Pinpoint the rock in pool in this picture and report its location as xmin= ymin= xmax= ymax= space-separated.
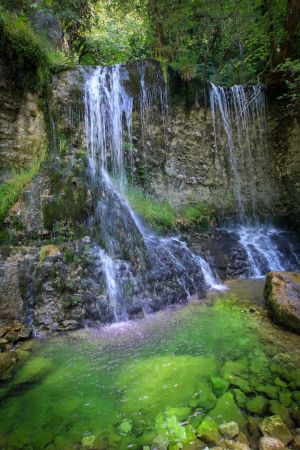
xmin=264 ymin=272 xmax=300 ymax=333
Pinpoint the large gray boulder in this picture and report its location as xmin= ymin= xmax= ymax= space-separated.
xmin=264 ymin=272 xmax=300 ymax=333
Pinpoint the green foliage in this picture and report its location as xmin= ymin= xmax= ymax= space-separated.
xmin=63 ymin=248 xmax=79 ymax=264
xmin=126 ymin=186 xmax=215 ymax=231
xmin=107 ymin=0 xmax=300 ymax=85
xmin=0 ymin=159 xmax=43 ymax=226
xmin=126 ymin=187 xmax=177 ymax=231
xmin=79 ymin=3 xmax=150 ymax=65
xmin=276 ymin=59 xmax=300 ymax=111
xmin=34 ymin=0 xmax=96 ymax=50
xmin=0 ymin=7 xmax=69 ymax=90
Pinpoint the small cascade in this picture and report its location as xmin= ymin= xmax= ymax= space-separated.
xmin=84 ymin=63 xmax=222 ymax=319
xmin=232 ymin=225 xmax=300 ymax=277
xmin=98 ymin=249 xmax=127 ymax=322
xmin=210 ymin=83 xmax=300 ymax=276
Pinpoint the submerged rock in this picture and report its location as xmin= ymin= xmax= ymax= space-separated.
xmin=210 ymin=376 xmax=230 ymax=397
xmin=197 ymin=417 xmax=221 ymax=444
xmin=208 ymin=392 xmax=245 ymax=427
xmin=260 ymin=415 xmax=293 ymax=445
xmin=246 ymin=395 xmax=268 ymax=414
xmin=259 ymin=437 xmax=285 ymax=450
xmin=264 ymin=272 xmax=300 ymax=333
xmin=219 ymin=421 xmax=239 ymax=438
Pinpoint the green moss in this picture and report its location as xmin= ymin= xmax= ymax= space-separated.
xmin=117 ymin=355 xmax=217 ymax=416
xmin=197 ymin=417 xmax=220 ymax=444
xmin=246 ymin=395 xmax=268 ymax=414
xmin=208 ymin=392 xmax=246 ymax=427
xmin=43 ymin=179 xmax=89 ymax=231
xmin=195 ymin=382 xmax=217 ymax=410
xmin=256 ymin=384 xmax=278 ymax=400
xmin=233 ymin=389 xmax=247 ymax=407
xmin=210 ymin=376 xmax=230 ymax=397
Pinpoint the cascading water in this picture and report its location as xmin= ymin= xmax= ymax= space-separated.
xmin=210 ymin=83 xmax=299 ymax=276
xmin=84 ymin=63 xmax=223 ymax=320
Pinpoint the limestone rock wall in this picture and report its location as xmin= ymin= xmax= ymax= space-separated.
xmin=130 ymin=82 xmax=300 ymax=226
xmin=0 ymin=66 xmax=47 ymax=182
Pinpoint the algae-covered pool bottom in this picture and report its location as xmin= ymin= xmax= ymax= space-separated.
xmin=0 ymin=279 xmax=300 ymax=449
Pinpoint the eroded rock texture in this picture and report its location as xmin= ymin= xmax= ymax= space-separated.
xmin=264 ymin=272 xmax=300 ymax=333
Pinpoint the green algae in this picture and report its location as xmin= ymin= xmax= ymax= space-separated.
xmin=0 ymin=288 xmax=299 ymax=449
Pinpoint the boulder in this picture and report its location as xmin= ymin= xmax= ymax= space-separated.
xmin=264 ymin=272 xmax=300 ymax=333
xmin=219 ymin=421 xmax=239 ymax=438
xmin=246 ymin=395 xmax=268 ymax=414
xmin=197 ymin=417 xmax=221 ymax=444
xmin=260 ymin=415 xmax=293 ymax=445
xmin=259 ymin=437 xmax=285 ymax=450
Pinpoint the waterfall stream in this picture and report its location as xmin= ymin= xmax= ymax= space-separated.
xmin=210 ymin=83 xmax=299 ymax=276
xmin=84 ymin=64 xmax=223 ymax=320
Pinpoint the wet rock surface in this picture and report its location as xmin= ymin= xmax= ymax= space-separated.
xmin=264 ymin=272 xmax=300 ymax=333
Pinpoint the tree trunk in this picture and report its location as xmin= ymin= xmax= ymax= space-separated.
xmin=148 ymin=0 xmax=164 ymax=57
xmin=279 ymin=0 xmax=300 ymax=61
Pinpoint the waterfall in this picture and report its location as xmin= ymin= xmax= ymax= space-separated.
xmin=210 ymin=83 xmax=299 ymax=276
xmin=210 ymin=83 xmax=267 ymax=220
xmin=84 ymin=63 xmax=223 ymax=320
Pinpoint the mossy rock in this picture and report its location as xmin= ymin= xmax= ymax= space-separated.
xmin=292 ymin=391 xmax=300 ymax=403
xmin=197 ymin=417 xmax=221 ymax=444
xmin=223 ymin=373 xmax=252 ymax=394
xmin=222 ymin=359 xmax=248 ymax=376
xmin=233 ymin=389 xmax=246 ymax=407
xmin=207 ymin=392 xmax=245 ymax=427
xmin=210 ymin=376 xmax=230 ymax=397
xmin=249 ymin=353 xmax=270 ymax=377
xmin=195 ymin=381 xmax=217 ymax=411
xmin=279 ymin=391 xmax=292 ymax=407
xmin=256 ymin=384 xmax=278 ymax=400
xmin=13 ymin=356 xmax=52 ymax=385
xmin=260 ymin=415 xmax=293 ymax=445
xmin=269 ymin=400 xmax=291 ymax=424
xmin=275 ymin=377 xmax=288 ymax=388
xmin=165 ymin=407 xmax=191 ymax=421
xmin=246 ymin=395 xmax=268 ymax=414
xmin=0 ymin=352 xmax=16 ymax=373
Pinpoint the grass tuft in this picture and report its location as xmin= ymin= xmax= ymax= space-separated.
xmin=126 ymin=186 xmax=215 ymax=231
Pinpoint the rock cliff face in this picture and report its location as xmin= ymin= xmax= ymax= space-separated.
xmin=129 ymin=74 xmax=300 ymax=226
xmin=0 ymin=66 xmax=47 ymax=182
xmin=0 ymin=61 xmax=300 ymax=333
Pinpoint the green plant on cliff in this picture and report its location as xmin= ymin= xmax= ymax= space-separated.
xmin=0 ymin=7 xmax=69 ymax=90
xmin=276 ymin=59 xmax=300 ymax=112
xmin=126 ymin=186 xmax=215 ymax=231
xmin=0 ymin=158 xmax=44 ymax=227
xmin=126 ymin=186 xmax=176 ymax=231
